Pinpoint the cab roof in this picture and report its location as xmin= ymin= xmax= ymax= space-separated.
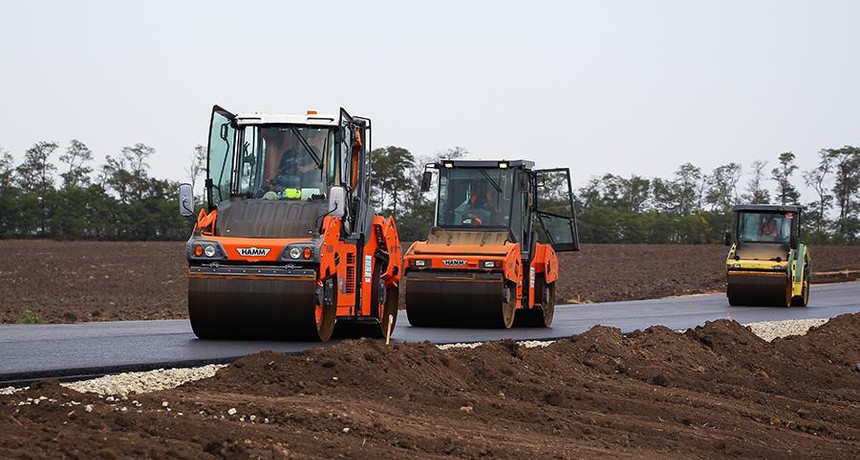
xmin=734 ymin=204 xmax=802 ymax=213
xmin=234 ymin=112 xmax=340 ymax=127
xmin=432 ymin=159 xmax=535 ymax=169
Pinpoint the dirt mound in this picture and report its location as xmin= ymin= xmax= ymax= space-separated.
xmin=3 ymin=314 xmax=859 ymax=458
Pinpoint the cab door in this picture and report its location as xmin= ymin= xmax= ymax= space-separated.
xmin=534 ymin=168 xmax=580 ymax=252
xmin=206 ymin=105 xmax=236 ymax=209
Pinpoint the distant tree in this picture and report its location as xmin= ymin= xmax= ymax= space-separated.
xmin=577 ymin=174 xmax=649 ymax=214
xmin=437 ymin=146 xmax=468 ymax=161
xmin=771 ymin=152 xmax=800 ymax=205
xmin=802 ymin=150 xmax=833 ymax=239
xmin=59 ymin=139 xmax=94 ymax=189
xmin=101 ymin=143 xmax=155 ymax=204
xmin=673 ymin=163 xmax=705 ymax=215
xmin=648 ymin=163 xmax=705 ymax=216
xmin=16 ymin=141 xmax=58 ymax=193
xmin=51 ymin=140 xmax=96 ymax=238
xmin=743 ymin=160 xmax=770 ymax=204
xmin=186 ymin=144 xmax=206 ymax=195
xmin=0 ymin=146 xmax=22 ymax=236
xmin=100 ymin=143 xmax=166 ymax=239
xmin=623 ymin=175 xmax=651 ymax=213
xmin=705 ymin=163 xmax=742 ymax=212
xmin=825 ymin=146 xmax=860 ymax=242
xmin=369 ymin=146 xmax=415 ymax=218
xmin=16 ymin=141 xmax=59 ymax=235
xmin=650 ymin=177 xmax=675 ymax=214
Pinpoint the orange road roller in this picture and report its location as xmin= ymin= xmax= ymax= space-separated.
xmin=178 ymin=106 xmax=401 ymax=341
xmin=404 ymin=160 xmax=579 ymax=328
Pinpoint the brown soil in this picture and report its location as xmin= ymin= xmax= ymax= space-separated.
xmin=2 ymin=240 xmax=859 ymax=324
xmin=2 ymin=313 xmax=859 ymax=459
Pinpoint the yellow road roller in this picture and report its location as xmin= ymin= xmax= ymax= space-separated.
xmin=725 ymin=204 xmax=810 ymax=307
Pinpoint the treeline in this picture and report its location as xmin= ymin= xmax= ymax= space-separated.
xmin=0 ymin=141 xmax=192 ymax=240
xmin=1 ymin=139 xmax=858 ymax=244
xmin=369 ymin=146 xmax=860 ymax=244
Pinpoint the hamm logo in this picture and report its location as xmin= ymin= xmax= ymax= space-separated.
xmin=442 ymin=259 xmax=467 ymax=266
xmin=237 ymin=247 xmax=271 ymax=257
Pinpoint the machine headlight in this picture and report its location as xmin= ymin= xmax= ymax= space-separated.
xmin=482 ymin=260 xmax=500 ymax=269
xmin=729 ymin=263 xmax=741 ymax=269
xmin=289 ymin=247 xmax=302 ymax=259
xmin=188 ymin=240 xmax=225 ymax=260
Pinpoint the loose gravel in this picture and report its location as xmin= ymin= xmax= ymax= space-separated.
xmin=0 ymin=317 xmax=830 ymax=396
xmin=743 ymin=318 xmax=828 ymax=342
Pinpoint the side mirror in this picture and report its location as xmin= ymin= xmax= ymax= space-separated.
xmin=179 ymin=183 xmax=194 ymax=217
xmin=723 ymin=231 xmax=732 ymax=246
xmin=329 ymin=186 xmax=346 ymax=219
xmin=420 ymin=171 xmax=432 ymax=193
xmin=219 ymin=123 xmax=229 ymax=141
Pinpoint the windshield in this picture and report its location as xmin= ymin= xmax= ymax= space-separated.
xmin=738 ymin=211 xmax=793 ymax=244
xmin=436 ymin=167 xmax=514 ymax=227
xmin=234 ymin=125 xmax=333 ymax=200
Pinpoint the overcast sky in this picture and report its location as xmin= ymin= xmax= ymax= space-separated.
xmin=1 ymin=0 xmax=857 ymax=192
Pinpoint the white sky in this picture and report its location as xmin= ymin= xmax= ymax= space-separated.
xmin=0 ymin=0 xmax=857 ymax=193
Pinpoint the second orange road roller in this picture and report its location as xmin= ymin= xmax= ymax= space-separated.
xmin=178 ymin=106 xmax=401 ymax=341
xmin=404 ymin=160 xmax=580 ymax=328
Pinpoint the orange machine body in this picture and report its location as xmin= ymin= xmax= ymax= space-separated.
xmin=184 ymin=106 xmax=401 ymax=341
xmin=403 ymin=159 xmax=578 ymax=328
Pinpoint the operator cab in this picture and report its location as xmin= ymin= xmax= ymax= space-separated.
xmin=730 ymin=204 xmax=802 ymax=261
xmin=421 ymin=159 xmax=579 ymax=253
xmin=196 ymin=106 xmax=372 ymax=239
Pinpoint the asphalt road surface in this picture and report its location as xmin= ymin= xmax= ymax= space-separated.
xmin=2 ymin=281 xmax=859 ymax=385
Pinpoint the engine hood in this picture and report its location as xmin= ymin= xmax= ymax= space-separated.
xmin=215 ymin=199 xmax=327 ymax=239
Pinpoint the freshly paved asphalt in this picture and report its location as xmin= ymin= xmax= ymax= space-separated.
xmin=2 ymin=281 xmax=858 ymax=385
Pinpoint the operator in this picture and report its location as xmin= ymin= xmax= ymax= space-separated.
xmin=298 ymin=146 xmax=323 ymax=190
xmin=759 ymin=216 xmax=779 ymax=240
xmin=455 ymin=182 xmax=499 ymax=225
xmin=260 ymin=129 xmax=302 ymax=199
xmin=263 ymin=131 xmax=325 ymax=200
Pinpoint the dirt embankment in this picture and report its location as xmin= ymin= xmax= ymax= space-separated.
xmin=2 ymin=313 xmax=859 ymax=459
xmin=1 ymin=240 xmax=859 ymax=324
